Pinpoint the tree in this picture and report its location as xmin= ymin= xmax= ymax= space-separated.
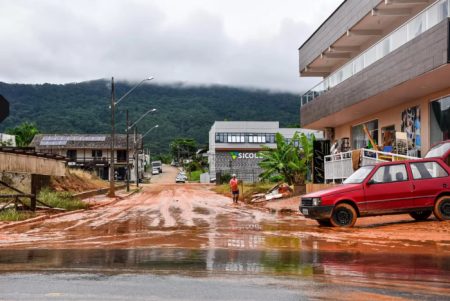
xmin=299 ymin=132 xmax=316 ymax=181
xmin=169 ymin=138 xmax=198 ymax=162
xmin=258 ymin=132 xmax=315 ymax=185
xmin=6 ymin=122 xmax=39 ymax=147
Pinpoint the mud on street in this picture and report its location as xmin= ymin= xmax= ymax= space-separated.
xmin=0 ymin=165 xmax=449 ymax=300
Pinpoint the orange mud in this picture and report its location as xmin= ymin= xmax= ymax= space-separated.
xmin=1 ymin=166 xmax=449 ymax=299
xmin=0 ymin=165 xmax=448 ymax=255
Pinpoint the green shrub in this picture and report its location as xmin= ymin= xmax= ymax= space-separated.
xmin=188 ymin=170 xmax=202 ymax=182
xmin=269 ymin=174 xmax=285 ymax=183
xmin=0 ymin=209 xmax=35 ymax=221
xmin=220 ymin=173 xmax=232 ymax=184
xmin=38 ymin=188 xmax=88 ymax=211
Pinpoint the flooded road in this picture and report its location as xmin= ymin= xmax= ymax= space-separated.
xmin=0 ymin=166 xmax=449 ymax=300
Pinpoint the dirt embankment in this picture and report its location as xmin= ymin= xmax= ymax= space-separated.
xmin=50 ymin=169 xmax=108 ymax=193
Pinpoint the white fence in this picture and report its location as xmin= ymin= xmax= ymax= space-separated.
xmin=324 ymin=149 xmax=417 ymax=183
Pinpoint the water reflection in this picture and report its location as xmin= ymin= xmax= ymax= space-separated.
xmin=0 ymin=247 xmax=449 ymax=284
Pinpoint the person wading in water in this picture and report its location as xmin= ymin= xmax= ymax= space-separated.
xmin=229 ymin=174 xmax=239 ymax=204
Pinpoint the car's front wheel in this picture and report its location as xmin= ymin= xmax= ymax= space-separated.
xmin=330 ymin=203 xmax=357 ymax=227
xmin=409 ymin=210 xmax=432 ymax=221
xmin=434 ymin=196 xmax=450 ymax=221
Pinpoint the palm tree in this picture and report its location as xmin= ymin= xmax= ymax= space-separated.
xmin=258 ymin=132 xmax=315 ymax=185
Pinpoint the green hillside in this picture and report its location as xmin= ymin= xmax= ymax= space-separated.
xmin=0 ymin=80 xmax=300 ymax=154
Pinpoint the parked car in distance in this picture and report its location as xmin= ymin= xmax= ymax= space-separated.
xmin=151 ymin=161 xmax=162 ymax=173
xmin=301 ymin=140 xmax=450 ymax=227
xmin=152 ymin=168 xmax=160 ymax=175
xmin=175 ymin=174 xmax=186 ymax=183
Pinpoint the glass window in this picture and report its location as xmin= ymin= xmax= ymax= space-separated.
xmin=410 ymin=162 xmax=448 ymax=179
xmin=390 ymin=25 xmax=407 ymax=52
xmin=67 ymin=149 xmax=77 ymax=160
xmin=408 ymin=13 xmax=426 ymax=40
xmin=427 ymin=0 xmax=448 ymax=29
xmin=342 ymin=64 xmax=352 ymax=82
xmin=353 ymin=55 xmax=364 ymax=74
xmin=377 ymin=38 xmax=390 ymax=58
xmin=430 ymin=96 xmax=450 ymax=146
xmin=364 ymin=46 xmax=378 ymax=67
xmin=371 ymin=164 xmax=408 ymax=183
xmin=92 ymin=150 xmax=102 ymax=158
xmin=352 ymin=120 xmax=378 ymax=149
xmin=344 ymin=165 xmax=375 ymax=184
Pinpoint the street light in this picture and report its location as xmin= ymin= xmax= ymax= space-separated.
xmin=126 ymin=108 xmax=157 ymax=191
xmin=108 ymin=76 xmax=154 ymax=198
xmin=134 ymin=124 xmax=159 ymax=187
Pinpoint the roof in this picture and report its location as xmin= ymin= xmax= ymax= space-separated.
xmin=0 ymin=147 xmax=66 ymax=160
xmin=30 ymin=134 xmax=143 ymax=150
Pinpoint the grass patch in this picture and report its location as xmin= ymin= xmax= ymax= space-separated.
xmin=38 ymin=188 xmax=89 ymax=211
xmin=213 ymin=182 xmax=275 ymax=202
xmin=188 ymin=170 xmax=203 ymax=182
xmin=0 ymin=209 xmax=35 ymax=222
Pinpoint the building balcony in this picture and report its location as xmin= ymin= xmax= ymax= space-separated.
xmin=300 ymin=17 xmax=450 ymax=129
xmin=301 ymin=0 xmax=450 ymax=107
xmin=300 ymin=0 xmax=438 ymax=78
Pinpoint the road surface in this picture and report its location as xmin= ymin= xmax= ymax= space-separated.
xmin=0 ymin=164 xmax=449 ymax=300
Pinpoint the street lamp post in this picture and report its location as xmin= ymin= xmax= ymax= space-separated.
xmin=134 ymin=124 xmax=159 ymax=187
xmin=126 ymin=108 xmax=156 ymax=189
xmin=108 ymin=77 xmax=116 ymax=197
xmin=108 ymin=76 xmax=154 ymax=198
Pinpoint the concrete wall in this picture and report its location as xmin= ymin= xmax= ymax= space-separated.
xmin=299 ymin=0 xmax=382 ymax=72
xmin=301 ymin=19 xmax=450 ymax=126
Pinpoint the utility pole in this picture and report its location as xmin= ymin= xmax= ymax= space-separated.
xmin=108 ymin=77 xmax=116 ymax=197
xmin=126 ymin=109 xmax=130 ymax=192
xmin=135 ymin=125 xmax=139 ymax=187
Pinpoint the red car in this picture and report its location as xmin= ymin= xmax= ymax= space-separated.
xmin=300 ymin=140 xmax=450 ymax=227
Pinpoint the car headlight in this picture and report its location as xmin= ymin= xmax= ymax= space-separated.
xmin=312 ymin=197 xmax=322 ymax=206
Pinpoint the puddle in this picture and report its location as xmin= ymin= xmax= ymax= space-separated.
xmin=0 ymin=248 xmax=448 ymax=281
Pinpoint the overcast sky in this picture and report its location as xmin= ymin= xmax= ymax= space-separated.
xmin=0 ymin=0 xmax=342 ymax=92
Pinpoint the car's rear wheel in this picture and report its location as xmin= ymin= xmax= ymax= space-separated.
xmin=433 ymin=196 xmax=450 ymax=221
xmin=330 ymin=203 xmax=357 ymax=227
xmin=409 ymin=210 xmax=432 ymax=221
xmin=316 ymin=219 xmax=332 ymax=227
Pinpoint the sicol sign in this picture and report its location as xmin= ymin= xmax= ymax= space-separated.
xmin=230 ymin=151 xmax=262 ymax=160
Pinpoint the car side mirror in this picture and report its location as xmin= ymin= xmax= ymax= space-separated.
xmin=367 ymin=179 xmax=375 ymax=185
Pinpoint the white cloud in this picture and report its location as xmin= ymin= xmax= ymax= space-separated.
xmin=0 ymin=0 xmax=342 ymax=92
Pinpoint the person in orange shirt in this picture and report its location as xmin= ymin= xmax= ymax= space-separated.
xmin=229 ymin=174 xmax=239 ymax=204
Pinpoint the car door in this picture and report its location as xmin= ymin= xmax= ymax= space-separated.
xmin=409 ymin=160 xmax=450 ymax=208
xmin=363 ymin=163 xmax=414 ymax=213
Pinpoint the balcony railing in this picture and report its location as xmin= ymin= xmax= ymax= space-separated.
xmin=301 ymin=0 xmax=450 ymax=106
xmin=324 ymin=149 xmax=418 ymax=182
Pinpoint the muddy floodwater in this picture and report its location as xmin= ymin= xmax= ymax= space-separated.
xmin=0 ymin=167 xmax=449 ymax=300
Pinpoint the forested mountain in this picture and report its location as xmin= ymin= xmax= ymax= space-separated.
xmin=0 ymin=80 xmax=300 ymax=154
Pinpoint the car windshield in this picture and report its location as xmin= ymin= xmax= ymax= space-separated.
xmin=425 ymin=142 xmax=450 ymax=158
xmin=343 ymin=166 xmax=375 ymax=184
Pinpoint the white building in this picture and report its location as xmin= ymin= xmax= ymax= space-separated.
xmin=208 ymin=121 xmax=323 ymax=182
xmin=0 ymin=133 xmax=16 ymax=147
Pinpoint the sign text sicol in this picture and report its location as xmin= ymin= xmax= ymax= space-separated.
xmin=234 ymin=152 xmax=263 ymax=159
